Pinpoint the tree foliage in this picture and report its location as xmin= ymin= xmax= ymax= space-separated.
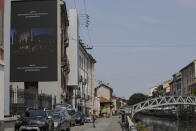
xmin=128 ymin=93 xmax=148 ymax=106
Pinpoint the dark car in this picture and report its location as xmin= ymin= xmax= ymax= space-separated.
xmin=67 ymin=109 xmax=76 ymax=126
xmin=75 ymin=112 xmax=84 ymax=125
xmin=15 ymin=109 xmax=54 ymax=131
xmin=52 ymin=110 xmax=71 ymax=131
xmin=55 ymin=104 xmax=73 ymax=109
xmin=55 ymin=106 xmax=76 ymax=126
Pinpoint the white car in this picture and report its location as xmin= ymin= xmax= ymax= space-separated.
xmin=84 ymin=115 xmax=92 ymax=123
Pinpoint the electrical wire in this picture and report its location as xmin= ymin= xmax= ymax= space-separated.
xmin=82 ymin=0 xmax=93 ymax=46
xmin=91 ymin=44 xmax=196 ymax=48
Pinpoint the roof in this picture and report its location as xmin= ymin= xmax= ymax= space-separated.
xmin=99 ymin=97 xmax=111 ymax=103
xmin=95 ymin=83 xmax=113 ymax=92
xmin=180 ymin=60 xmax=196 ymax=72
xmin=112 ymin=95 xmax=116 ymax=99
xmin=79 ymin=40 xmax=96 ymax=63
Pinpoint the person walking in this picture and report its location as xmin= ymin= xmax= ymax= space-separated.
xmin=92 ymin=110 xmax=96 ymax=128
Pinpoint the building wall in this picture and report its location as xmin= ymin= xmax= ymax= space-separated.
xmin=67 ymin=9 xmax=96 ymax=114
xmin=161 ymin=80 xmax=172 ymax=96
xmin=100 ymin=103 xmax=111 ymax=117
xmin=112 ymin=98 xmax=117 ymax=113
xmin=97 ymin=86 xmax=111 ymax=100
xmin=93 ymin=96 xmax=100 ymax=116
xmin=181 ymin=61 xmax=196 ymax=96
xmin=171 ymin=73 xmax=182 ymax=96
xmin=67 ymin=9 xmax=79 ymax=86
xmin=0 ymin=0 xmax=4 ymax=119
xmin=150 ymin=86 xmax=157 ymax=97
xmin=4 ymin=0 xmax=10 ymax=115
xmin=88 ymin=62 xmax=95 ymax=114
xmin=0 ymin=65 xmax=4 ymax=120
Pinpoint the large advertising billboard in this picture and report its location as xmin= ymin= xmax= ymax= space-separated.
xmin=10 ymin=1 xmax=57 ymax=82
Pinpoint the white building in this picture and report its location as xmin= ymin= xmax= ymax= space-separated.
xmin=93 ymin=96 xmax=100 ymax=116
xmin=67 ymin=9 xmax=96 ymax=115
xmin=78 ymin=41 xmax=96 ymax=115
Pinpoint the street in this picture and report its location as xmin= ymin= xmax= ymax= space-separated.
xmin=71 ymin=116 xmax=124 ymax=131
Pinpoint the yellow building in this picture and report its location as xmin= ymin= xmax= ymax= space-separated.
xmin=150 ymin=86 xmax=158 ymax=97
xmin=99 ymin=97 xmax=112 ymax=117
xmin=162 ymin=80 xmax=172 ymax=96
xmin=112 ymin=95 xmax=117 ymax=115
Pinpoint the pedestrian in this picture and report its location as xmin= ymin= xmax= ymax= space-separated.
xmin=92 ymin=110 xmax=96 ymax=128
xmin=122 ymin=111 xmax=125 ymax=123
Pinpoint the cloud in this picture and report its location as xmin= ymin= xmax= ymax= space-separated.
xmin=177 ymin=0 xmax=196 ymax=9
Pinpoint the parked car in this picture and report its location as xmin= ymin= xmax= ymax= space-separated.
xmin=55 ymin=104 xmax=73 ymax=109
xmin=55 ymin=106 xmax=76 ymax=126
xmin=75 ymin=112 xmax=85 ymax=125
xmin=84 ymin=115 xmax=92 ymax=123
xmin=52 ymin=110 xmax=71 ymax=131
xmin=15 ymin=108 xmax=54 ymax=131
xmin=67 ymin=109 xmax=76 ymax=126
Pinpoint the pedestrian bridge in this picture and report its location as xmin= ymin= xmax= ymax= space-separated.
xmin=124 ymin=96 xmax=196 ymax=118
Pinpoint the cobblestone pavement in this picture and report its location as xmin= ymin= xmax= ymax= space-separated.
xmin=71 ymin=116 xmax=123 ymax=131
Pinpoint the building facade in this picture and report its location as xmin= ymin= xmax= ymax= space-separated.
xmin=180 ymin=60 xmax=196 ymax=96
xmin=171 ymin=72 xmax=182 ymax=96
xmin=78 ymin=41 xmax=96 ymax=115
xmin=93 ymin=96 xmax=100 ymax=116
xmin=0 ymin=0 xmax=4 ymax=120
xmin=95 ymin=83 xmax=113 ymax=117
xmin=112 ymin=95 xmax=117 ymax=115
xmin=67 ymin=9 xmax=96 ymax=115
xmin=150 ymin=86 xmax=158 ymax=97
xmin=162 ymin=80 xmax=172 ymax=96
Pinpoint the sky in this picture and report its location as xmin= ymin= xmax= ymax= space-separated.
xmin=65 ymin=0 xmax=196 ymax=99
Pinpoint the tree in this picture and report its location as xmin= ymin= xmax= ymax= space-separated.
xmin=128 ymin=93 xmax=148 ymax=106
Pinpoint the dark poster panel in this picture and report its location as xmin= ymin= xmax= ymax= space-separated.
xmin=10 ymin=1 xmax=57 ymax=82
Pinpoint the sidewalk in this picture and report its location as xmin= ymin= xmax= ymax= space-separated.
xmin=0 ymin=117 xmax=17 ymax=131
xmin=71 ymin=116 xmax=124 ymax=131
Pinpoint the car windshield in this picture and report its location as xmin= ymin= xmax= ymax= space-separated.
xmin=26 ymin=110 xmax=46 ymax=117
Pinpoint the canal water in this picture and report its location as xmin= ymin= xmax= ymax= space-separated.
xmin=135 ymin=114 xmax=196 ymax=131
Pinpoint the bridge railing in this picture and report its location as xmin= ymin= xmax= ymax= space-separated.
xmin=124 ymin=96 xmax=196 ymax=118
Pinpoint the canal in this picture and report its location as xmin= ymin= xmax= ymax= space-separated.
xmin=135 ymin=114 xmax=196 ymax=131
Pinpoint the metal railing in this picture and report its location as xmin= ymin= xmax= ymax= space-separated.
xmin=10 ymin=88 xmax=52 ymax=115
xmin=125 ymin=96 xmax=196 ymax=118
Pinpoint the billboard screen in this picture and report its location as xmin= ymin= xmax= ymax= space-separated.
xmin=10 ymin=1 xmax=57 ymax=82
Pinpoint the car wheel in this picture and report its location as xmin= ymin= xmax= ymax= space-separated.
xmin=66 ymin=128 xmax=70 ymax=131
xmin=44 ymin=126 xmax=49 ymax=131
xmin=51 ymin=124 xmax=54 ymax=131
